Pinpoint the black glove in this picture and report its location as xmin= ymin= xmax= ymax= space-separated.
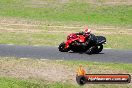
xmin=76 ymin=32 xmax=84 ymax=35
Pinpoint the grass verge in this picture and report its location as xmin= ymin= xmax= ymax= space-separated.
xmin=0 ymin=0 xmax=132 ymax=26
xmin=0 ymin=0 xmax=132 ymax=49
xmin=0 ymin=22 xmax=132 ymax=49
xmin=0 ymin=57 xmax=132 ymax=88
xmin=0 ymin=77 xmax=78 ymax=88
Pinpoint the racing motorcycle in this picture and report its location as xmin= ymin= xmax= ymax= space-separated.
xmin=58 ymin=32 xmax=106 ymax=54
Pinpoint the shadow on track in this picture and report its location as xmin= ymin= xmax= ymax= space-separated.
xmin=69 ymin=51 xmax=104 ymax=55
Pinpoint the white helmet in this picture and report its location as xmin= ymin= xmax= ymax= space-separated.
xmin=84 ymin=27 xmax=91 ymax=34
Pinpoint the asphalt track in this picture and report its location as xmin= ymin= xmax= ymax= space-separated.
xmin=0 ymin=44 xmax=132 ymax=63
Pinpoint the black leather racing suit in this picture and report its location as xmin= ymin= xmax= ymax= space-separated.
xmin=75 ymin=32 xmax=97 ymax=47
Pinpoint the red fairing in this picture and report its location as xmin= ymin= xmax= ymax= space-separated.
xmin=65 ymin=33 xmax=86 ymax=48
xmin=67 ymin=33 xmax=77 ymax=40
xmin=78 ymin=35 xmax=85 ymax=43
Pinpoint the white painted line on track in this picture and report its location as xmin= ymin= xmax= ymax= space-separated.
xmin=33 ymin=45 xmax=40 ymax=47
xmin=0 ymin=44 xmax=112 ymax=50
xmin=40 ymin=59 xmax=49 ymax=61
xmin=104 ymin=48 xmax=112 ymax=49
xmin=56 ymin=60 xmax=63 ymax=62
xmin=6 ymin=44 xmax=15 ymax=46
xmin=20 ymin=58 xmax=29 ymax=60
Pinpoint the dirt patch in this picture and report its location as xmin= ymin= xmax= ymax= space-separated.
xmin=80 ymin=0 xmax=132 ymax=5
xmin=26 ymin=0 xmax=132 ymax=6
xmin=0 ymin=26 xmax=43 ymax=33
xmin=0 ymin=18 xmax=131 ymax=35
xmin=0 ymin=58 xmax=131 ymax=85
xmin=0 ymin=17 xmax=43 ymax=25
xmin=0 ymin=58 xmax=75 ymax=83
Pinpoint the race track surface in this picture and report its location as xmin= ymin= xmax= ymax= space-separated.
xmin=0 ymin=44 xmax=132 ymax=63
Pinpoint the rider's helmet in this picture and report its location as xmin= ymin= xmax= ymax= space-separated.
xmin=84 ymin=27 xmax=91 ymax=35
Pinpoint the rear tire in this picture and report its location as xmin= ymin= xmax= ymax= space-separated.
xmin=86 ymin=47 xmax=93 ymax=55
xmin=86 ymin=45 xmax=103 ymax=54
xmin=58 ymin=42 xmax=69 ymax=52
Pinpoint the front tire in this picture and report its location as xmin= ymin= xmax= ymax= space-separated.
xmin=58 ymin=42 xmax=69 ymax=52
xmin=97 ymin=45 xmax=103 ymax=53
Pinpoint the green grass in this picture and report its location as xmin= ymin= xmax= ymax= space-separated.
xmin=0 ymin=0 xmax=132 ymax=26
xmin=0 ymin=31 xmax=132 ymax=49
xmin=0 ymin=76 xmax=131 ymax=88
xmin=60 ymin=60 xmax=132 ymax=72
xmin=0 ymin=77 xmax=43 ymax=88
xmin=0 ymin=77 xmax=78 ymax=88
xmin=104 ymin=34 xmax=132 ymax=49
xmin=0 ymin=57 xmax=132 ymax=88
xmin=0 ymin=32 xmax=66 ymax=46
xmin=0 ymin=0 xmax=131 ymax=49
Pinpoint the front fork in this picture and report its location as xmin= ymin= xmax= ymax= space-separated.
xmin=65 ymin=42 xmax=69 ymax=49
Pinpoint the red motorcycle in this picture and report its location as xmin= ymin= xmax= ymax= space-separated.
xmin=58 ymin=32 xmax=106 ymax=54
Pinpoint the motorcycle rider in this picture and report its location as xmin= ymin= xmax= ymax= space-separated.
xmin=75 ymin=27 xmax=97 ymax=53
xmin=76 ymin=27 xmax=91 ymax=36
xmin=75 ymin=27 xmax=92 ymax=44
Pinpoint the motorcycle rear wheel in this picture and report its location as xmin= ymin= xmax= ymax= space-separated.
xmin=86 ymin=45 xmax=103 ymax=54
xmin=86 ymin=47 xmax=93 ymax=55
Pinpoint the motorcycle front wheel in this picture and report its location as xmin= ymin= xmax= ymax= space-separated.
xmin=97 ymin=44 xmax=103 ymax=53
xmin=58 ymin=42 xmax=69 ymax=52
